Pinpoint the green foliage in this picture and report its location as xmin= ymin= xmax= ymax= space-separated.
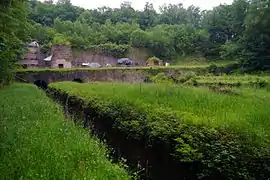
xmin=0 ymin=0 xmax=30 ymax=86
xmin=88 ymin=43 xmax=130 ymax=58
xmin=239 ymin=0 xmax=270 ymax=69
xmin=25 ymin=0 xmax=270 ymax=69
xmin=52 ymin=33 xmax=71 ymax=46
xmin=49 ymin=82 xmax=270 ymax=179
xmin=196 ymin=75 xmax=270 ymax=87
xmin=0 ymin=83 xmax=131 ymax=179
xmin=146 ymin=56 xmax=160 ymax=65
xmin=0 ymin=0 xmax=264 ymax=72
xmin=149 ymin=72 xmax=173 ymax=84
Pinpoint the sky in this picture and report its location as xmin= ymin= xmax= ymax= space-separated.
xmin=68 ymin=0 xmax=234 ymax=10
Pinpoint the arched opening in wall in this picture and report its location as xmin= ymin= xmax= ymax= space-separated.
xmin=34 ymin=80 xmax=48 ymax=89
xmin=73 ymin=78 xmax=83 ymax=83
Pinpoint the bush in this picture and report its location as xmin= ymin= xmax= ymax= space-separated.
xmin=146 ymin=56 xmax=161 ymax=66
xmin=174 ymin=71 xmax=197 ymax=84
xmin=253 ymin=78 xmax=268 ymax=88
xmin=149 ymin=72 xmax=173 ymax=84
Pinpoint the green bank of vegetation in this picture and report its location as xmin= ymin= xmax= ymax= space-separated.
xmin=49 ymin=82 xmax=270 ymax=179
xmin=195 ymin=75 xmax=270 ymax=86
xmin=0 ymin=83 xmax=130 ymax=179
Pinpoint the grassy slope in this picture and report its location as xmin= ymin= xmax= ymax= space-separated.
xmin=196 ymin=75 xmax=270 ymax=84
xmin=0 ymin=83 xmax=130 ymax=180
xmin=50 ymin=82 xmax=270 ymax=146
xmin=173 ymin=58 xmax=235 ymax=66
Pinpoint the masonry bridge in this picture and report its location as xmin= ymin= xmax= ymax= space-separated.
xmin=15 ymin=68 xmax=169 ymax=89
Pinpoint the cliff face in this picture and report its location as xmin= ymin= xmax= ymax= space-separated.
xmin=72 ymin=47 xmax=152 ymax=67
xmin=126 ymin=48 xmax=153 ymax=65
xmin=72 ymin=50 xmax=118 ymax=67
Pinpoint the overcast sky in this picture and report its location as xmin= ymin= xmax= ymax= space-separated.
xmin=65 ymin=0 xmax=233 ymax=10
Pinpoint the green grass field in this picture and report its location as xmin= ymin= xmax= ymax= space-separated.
xmin=50 ymin=82 xmax=270 ymax=145
xmin=0 ymin=83 xmax=130 ymax=180
xmin=196 ymin=74 xmax=270 ymax=85
xmin=49 ymin=81 xmax=270 ymax=179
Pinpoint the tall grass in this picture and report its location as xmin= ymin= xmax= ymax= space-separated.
xmin=196 ymin=74 xmax=270 ymax=84
xmin=0 ymin=83 xmax=130 ymax=180
xmin=50 ymin=82 xmax=270 ymax=146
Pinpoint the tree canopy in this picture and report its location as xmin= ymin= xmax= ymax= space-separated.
xmin=0 ymin=0 xmax=30 ymax=86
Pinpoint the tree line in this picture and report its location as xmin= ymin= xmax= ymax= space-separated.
xmin=1 ymin=0 xmax=270 ymax=85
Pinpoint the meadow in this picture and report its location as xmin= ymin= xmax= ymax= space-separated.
xmin=49 ymin=81 xmax=270 ymax=179
xmin=0 ymin=83 xmax=130 ymax=180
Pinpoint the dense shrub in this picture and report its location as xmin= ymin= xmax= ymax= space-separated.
xmin=146 ymin=56 xmax=161 ymax=66
xmin=149 ymin=72 xmax=173 ymax=84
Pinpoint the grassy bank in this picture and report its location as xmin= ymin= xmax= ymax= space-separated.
xmin=50 ymin=82 xmax=270 ymax=142
xmin=196 ymin=75 xmax=270 ymax=86
xmin=49 ymin=82 xmax=270 ymax=179
xmin=0 ymin=83 xmax=130 ymax=180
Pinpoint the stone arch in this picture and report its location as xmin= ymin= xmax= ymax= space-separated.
xmin=73 ymin=78 xmax=84 ymax=83
xmin=34 ymin=80 xmax=48 ymax=89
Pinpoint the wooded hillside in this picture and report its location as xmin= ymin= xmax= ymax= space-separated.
xmin=27 ymin=0 xmax=270 ymax=69
xmin=1 ymin=0 xmax=270 ymax=85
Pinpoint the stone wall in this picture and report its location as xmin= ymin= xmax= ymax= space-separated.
xmin=20 ymin=45 xmax=153 ymax=68
xmin=126 ymin=48 xmax=152 ymax=66
xmin=20 ymin=46 xmax=40 ymax=68
xmin=15 ymin=67 xmax=207 ymax=86
xmin=51 ymin=45 xmax=73 ymax=68
xmin=72 ymin=50 xmax=117 ymax=67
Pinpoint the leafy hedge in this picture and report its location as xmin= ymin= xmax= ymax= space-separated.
xmin=48 ymin=82 xmax=270 ymax=179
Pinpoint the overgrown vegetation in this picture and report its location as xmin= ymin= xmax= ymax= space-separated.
xmin=28 ymin=0 xmax=270 ymax=69
xmin=0 ymin=0 xmax=30 ymax=86
xmin=196 ymin=75 xmax=270 ymax=87
xmin=49 ymin=82 xmax=270 ymax=179
xmin=0 ymin=83 xmax=130 ymax=179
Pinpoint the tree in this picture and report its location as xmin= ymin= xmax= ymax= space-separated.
xmin=0 ymin=0 xmax=30 ymax=86
xmin=25 ymin=0 xmax=270 ymax=68
xmin=159 ymin=4 xmax=188 ymax=25
xmin=138 ymin=2 xmax=157 ymax=30
xmin=240 ymin=0 xmax=270 ymax=69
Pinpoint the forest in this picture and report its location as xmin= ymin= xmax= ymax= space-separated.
xmin=1 ymin=0 xmax=270 ymax=85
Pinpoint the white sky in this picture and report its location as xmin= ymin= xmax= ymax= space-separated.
xmin=48 ymin=0 xmax=234 ymax=10
xmin=71 ymin=0 xmax=233 ymax=10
